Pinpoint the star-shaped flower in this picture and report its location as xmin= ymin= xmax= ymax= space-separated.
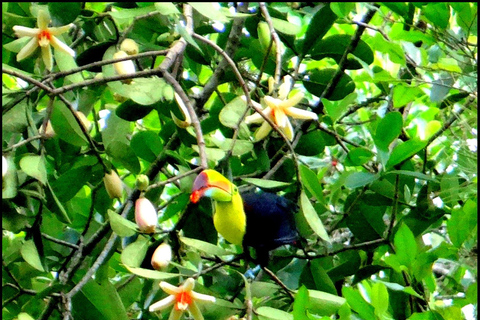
xmin=244 ymin=77 xmax=318 ymax=141
xmin=149 ymin=278 xmax=216 ymax=320
xmin=12 ymin=9 xmax=75 ymax=71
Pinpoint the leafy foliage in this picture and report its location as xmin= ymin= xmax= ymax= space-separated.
xmin=2 ymin=2 xmax=477 ymax=320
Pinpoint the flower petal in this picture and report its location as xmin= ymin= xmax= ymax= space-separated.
xmin=273 ymin=108 xmax=288 ymax=128
xmin=254 ymin=120 xmax=273 ymax=141
xmin=245 ymin=107 xmax=272 ymax=124
xmin=149 ymin=295 xmax=176 ymax=312
xmin=182 ymin=278 xmax=195 ymax=291
xmin=278 ymin=78 xmax=291 ymax=100
xmin=285 ymin=107 xmax=318 ymax=121
xmin=12 ymin=26 xmax=39 ymax=38
xmin=240 ymin=95 xmax=262 ymax=109
xmin=281 ymin=117 xmax=294 ymax=141
xmin=50 ymin=36 xmax=76 ymax=57
xmin=263 ymin=96 xmax=282 ymax=109
xmin=41 ymin=44 xmax=53 ymax=71
xmin=49 ymin=24 xmax=74 ymax=36
xmin=168 ymin=308 xmax=183 ymax=320
xmin=173 ymin=92 xmax=191 ymax=127
xmin=37 ymin=10 xmax=51 ymax=30
xmin=16 ymin=37 xmax=39 ymax=61
xmin=188 ymin=301 xmax=205 ymax=320
xmin=191 ymin=291 xmax=216 ymax=303
xmin=279 ymin=91 xmax=304 ymax=109
xmin=160 ymin=281 xmax=183 ymax=295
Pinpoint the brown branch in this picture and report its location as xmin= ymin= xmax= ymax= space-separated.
xmin=259 ymin=3 xmax=283 ymax=85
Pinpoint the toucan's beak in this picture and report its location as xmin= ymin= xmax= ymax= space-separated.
xmin=190 ymin=170 xmax=233 ymax=203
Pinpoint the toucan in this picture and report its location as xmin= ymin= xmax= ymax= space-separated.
xmin=190 ymin=169 xmax=299 ymax=266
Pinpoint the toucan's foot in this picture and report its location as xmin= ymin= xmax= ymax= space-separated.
xmin=244 ymin=264 xmax=261 ymax=280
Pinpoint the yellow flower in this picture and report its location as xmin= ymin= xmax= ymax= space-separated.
xmin=12 ymin=10 xmax=75 ymax=71
xmin=149 ymin=278 xmax=216 ymax=320
xmin=244 ymin=77 xmax=318 ymax=141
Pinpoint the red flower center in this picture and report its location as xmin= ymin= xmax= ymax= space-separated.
xmin=38 ymin=30 xmax=52 ymax=41
xmin=175 ymin=291 xmax=192 ymax=311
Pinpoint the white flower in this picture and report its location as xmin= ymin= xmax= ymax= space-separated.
xmin=12 ymin=10 xmax=75 ymax=71
xmin=149 ymin=278 xmax=216 ymax=320
xmin=244 ymin=77 xmax=318 ymax=141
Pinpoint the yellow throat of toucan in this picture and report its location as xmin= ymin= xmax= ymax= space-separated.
xmin=190 ymin=170 xmax=246 ymax=246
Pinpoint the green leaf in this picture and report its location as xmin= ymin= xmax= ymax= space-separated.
xmin=50 ymin=101 xmax=89 ymax=146
xmin=121 ymin=235 xmax=149 ymax=268
xmin=219 ymin=96 xmax=249 ymax=128
xmin=330 ymin=3 xmax=355 ymax=18
xmin=124 ymin=266 xmax=180 ymax=280
xmin=105 ymin=141 xmax=141 ymax=174
xmin=211 ymin=137 xmax=253 ymax=157
xmin=115 ymin=99 xmax=155 ymax=121
xmin=72 ymin=276 xmax=129 ymax=320
xmin=423 ymin=2 xmax=450 ymax=29
xmin=154 ymin=2 xmax=180 ymax=16
xmin=371 ymin=282 xmax=389 ymax=317
xmin=374 ymin=112 xmax=403 ymax=149
xmin=295 ymin=130 xmax=326 ymax=156
xmin=302 ymin=4 xmax=337 ymax=55
xmin=300 ymin=191 xmax=330 ymax=243
xmin=257 ymin=306 xmax=293 ymax=320
xmin=21 ymin=239 xmax=45 ymax=272
xmin=19 ymin=154 xmax=47 ymax=184
xmin=303 ymin=68 xmax=355 ymax=100
xmin=180 ymin=236 xmax=233 ymax=256
xmin=271 ymin=17 xmax=300 ymax=35
xmin=48 ymin=2 xmax=81 ymax=25
xmin=345 ymin=172 xmax=379 ymax=189
xmin=51 ymin=165 xmax=92 ymax=202
xmin=241 ymin=178 xmax=291 ymax=190
xmin=447 ymin=199 xmax=477 ymax=248
xmin=386 ymin=139 xmax=427 ymax=169
xmin=392 ymin=84 xmax=423 ymax=108
xmin=293 ymin=285 xmax=310 ymax=320
xmin=342 ymin=286 xmax=376 ymax=320
xmin=299 ymin=164 xmax=325 ymax=204
xmin=394 ymin=223 xmax=417 ymax=268
xmin=345 ymin=148 xmax=374 ymax=166
xmin=189 ymin=3 xmax=230 ymax=22
xmin=386 ymin=170 xmax=438 ymax=182
xmin=108 ymin=210 xmax=137 ymax=237
xmin=345 ymin=195 xmax=386 ymax=242
xmin=54 ymin=36 xmax=84 ymax=84
xmin=376 ymin=281 xmax=424 ymax=299
xmin=130 ymin=131 xmax=164 ymax=162
xmin=310 ymin=34 xmax=374 ymax=69
xmin=45 ymin=182 xmax=72 ymax=224
xmin=307 ymin=289 xmax=347 ymax=316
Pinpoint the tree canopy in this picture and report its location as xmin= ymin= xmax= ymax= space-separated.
xmin=2 ymin=2 xmax=477 ymax=320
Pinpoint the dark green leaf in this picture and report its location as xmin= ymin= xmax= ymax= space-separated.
xmin=447 ymin=199 xmax=477 ymax=248
xmin=310 ymin=34 xmax=374 ymax=69
xmin=299 ymin=164 xmax=325 ymax=204
xmin=345 ymin=148 xmax=374 ymax=166
xmin=130 ymin=130 xmax=164 ymax=162
xmin=105 ymin=141 xmax=141 ymax=174
xmin=374 ymin=111 xmax=403 ymax=149
xmin=180 ymin=236 xmax=232 ymax=256
xmin=303 ymin=68 xmax=355 ymax=100
xmin=345 ymin=172 xmax=379 ymax=189
xmin=394 ymin=223 xmax=417 ymax=268
xmin=19 ymin=154 xmax=47 ymax=184
xmin=386 ymin=139 xmax=427 ymax=169
xmin=50 ymin=101 xmax=89 ymax=147
xmin=295 ymin=130 xmax=325 ymax=156
xmin=300 ymin=191 xmax=330 ymax=242
xmin=20 ymin=240 xmax=44 ymax=272
xmin=51 ymin=166 xmax=92 ymax=202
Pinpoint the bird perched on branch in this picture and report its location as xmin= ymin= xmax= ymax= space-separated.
xmin=190 ymin=169 xmax=299 ymax=267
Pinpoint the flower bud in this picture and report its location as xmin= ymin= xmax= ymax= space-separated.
xmin=2 ymin=156 xmax=7 ymax=178
xmin=136 ymin=174 xmax=149 ymax=191
xmin=113 ymin=50 xmax=136 ymax=84
xmin=41 ymin=120 xmax=55 ymax=138
xmin=75 ymin=111 xmax=92 ymax=132
xmin=135 ymin=196 xmax=157 ymax=233
xmin=151 ymin=243 xmax=172 ymax=270
xmin=103 ymin=170 xmax=123 ymax=199
xmin=120 ymin=38 xmax=139 ymax=55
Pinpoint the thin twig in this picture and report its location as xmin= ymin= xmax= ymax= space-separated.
xmin=259 ymin=3 xmax=283 ymax=85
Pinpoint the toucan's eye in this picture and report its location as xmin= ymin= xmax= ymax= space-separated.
xmin=232 ymin=185 xmax=238 ymax=195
